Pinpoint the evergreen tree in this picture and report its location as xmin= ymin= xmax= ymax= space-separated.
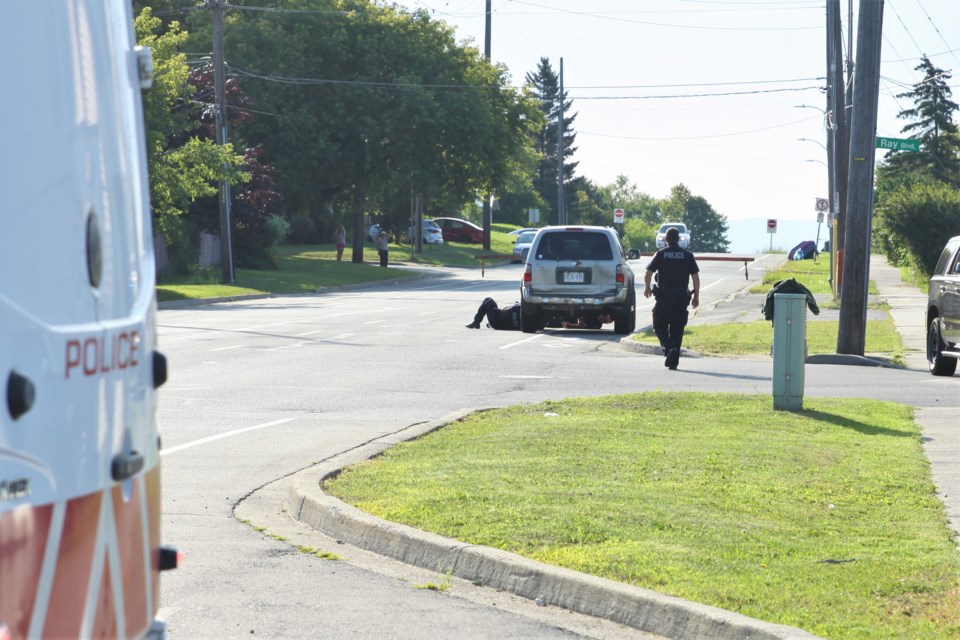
xmin=879 ymin=55 xmax=960 ymax=186
xmin=526 ymin=58 xmax=578 ymax=223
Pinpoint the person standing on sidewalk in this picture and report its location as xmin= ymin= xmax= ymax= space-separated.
xmin=375 ymin=226 xmax=392 ymax=268
xmin=643 ymin=227 xmax=700 ymax=369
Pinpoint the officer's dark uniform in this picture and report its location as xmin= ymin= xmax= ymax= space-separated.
xmin=645 ymin=238 xmax=699 ymax=367
xmin=466 ymin=298 xmax=521 ymax=330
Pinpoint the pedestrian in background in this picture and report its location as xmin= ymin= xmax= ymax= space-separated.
xmin=643 ymin=227 xmax=700 ymax=370
xmin=376 ymin=226 xmax=393 ymax=268
xmin=333 ymin=224 xmax=347 ymax=262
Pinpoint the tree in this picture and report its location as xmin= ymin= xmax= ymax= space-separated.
xmin=874 ymin=55 xmax=960 ymax=274
xmin=136 ymin=7 xmax=246 ymax=275
xmin=216 ymin=0 xmax=541 ymax=261
xmin=878 ymin=55 xmax=960 ymax=186
xmin=185 ymin=67 xmax=285 ymax=268
xmin=874 ymin=178 xmax=960 ymax=276
xmin=526 ymin=58 xmax=579 ymax=224
xmin=658 ymin=184 xmax=730 ymax=253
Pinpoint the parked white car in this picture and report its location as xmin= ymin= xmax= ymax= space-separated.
xmin=655 ymin=223 xmax=691 ymax=249
xmin=408 ymin=219 xmax=444 ymax=245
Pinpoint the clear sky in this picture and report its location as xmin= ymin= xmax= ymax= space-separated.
xmin=389 ymin=0 xmax=959 ymax=222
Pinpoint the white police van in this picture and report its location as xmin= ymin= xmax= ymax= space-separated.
xmin=0 ymin=1 xmax=175 ymax=637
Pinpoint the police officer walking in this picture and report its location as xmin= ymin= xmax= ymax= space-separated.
xmin=643 ymin=227 xmax=700 ymax=370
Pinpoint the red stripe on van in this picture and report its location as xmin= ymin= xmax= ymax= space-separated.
xmin=0 ymin=504 xmax=53 ymax=639
xmin=44 ymin=492 xmax=101 ymax=637
xmin=113 ymin=480 xmax=148 ymax=636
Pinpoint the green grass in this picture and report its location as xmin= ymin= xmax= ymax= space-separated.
xmin=323 ymin=393 xmax=960 ymax=639
xmin=157 ymin=233 xmax=522 ymax=302
xmin=633 ymin=318 xmax=904 ymax=363
xmin=749 ymin=258 xmax=878 ymax=297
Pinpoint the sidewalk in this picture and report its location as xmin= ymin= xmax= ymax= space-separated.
xmin=868 ymin=254 xmax=959 ymax=548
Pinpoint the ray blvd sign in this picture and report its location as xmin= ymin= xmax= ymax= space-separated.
xmin=876 ymin=136 xmax=920 ymax=152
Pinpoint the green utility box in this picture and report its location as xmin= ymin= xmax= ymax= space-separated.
xmin=772 ymin=293 xmax=807 ymax=411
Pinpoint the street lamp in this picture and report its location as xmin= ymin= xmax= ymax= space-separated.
xmin=798 ymin=137 xmax=828 ymax=151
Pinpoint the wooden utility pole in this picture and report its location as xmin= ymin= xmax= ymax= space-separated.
xmin=837 ymin=0 xmax=883 ymax=355
xmin=481 ymin=0 xmax=492 ymax=251
xmin=209 ymin=0 xmax=234 ymax=283
xmin=826 ymin=0 xmax=848 ymax=298
xmin=556 ymin=58 xmax=565 ymax=225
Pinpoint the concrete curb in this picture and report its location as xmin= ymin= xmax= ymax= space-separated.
xmin=286 ymin=412 xmax=822 ymax=640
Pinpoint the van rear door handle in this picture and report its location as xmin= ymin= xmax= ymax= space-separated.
xmin=112 ymin=451 xmax=144 ymax=481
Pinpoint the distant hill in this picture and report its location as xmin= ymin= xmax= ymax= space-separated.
xmin=725 ymin=217 xmax=832 ymax=255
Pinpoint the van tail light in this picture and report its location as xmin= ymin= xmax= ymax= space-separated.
xmin=523 ymin=264 xmax=532 ymax=284
xmin=616 ymin=265 xmax=625 ymax=285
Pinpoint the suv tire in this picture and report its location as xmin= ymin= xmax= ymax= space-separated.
xmin=520 ymin=300 xmax=541 ymax=333
xmin=614 ymin=289 xmax=636 ymax=335
xmin=928 ymin=317 xmax=957 ymax=376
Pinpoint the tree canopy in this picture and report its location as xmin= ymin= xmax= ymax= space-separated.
xmin=875 ymin=55 xmax=960 ymax=275
xmin=198 ymin=0 xmax=541 ymax=259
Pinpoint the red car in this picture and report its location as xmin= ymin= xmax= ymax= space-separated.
xmin=432 ymin=217 xmax=484 ymax=244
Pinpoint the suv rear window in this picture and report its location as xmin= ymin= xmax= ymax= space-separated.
xmin=536 ymin=232 xmax=613 ymax=261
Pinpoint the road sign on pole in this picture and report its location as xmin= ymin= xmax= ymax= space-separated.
xmin=815 ymin=198 xmax=829 ymax=212
xmin=613 ymin=208 xmax=624 ymax=224
xmin=767 ymin=219 xmax=777 ymax=233
xmin=876 ymin=136 xmax=919 ymax=152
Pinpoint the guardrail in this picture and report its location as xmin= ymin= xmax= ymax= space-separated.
xmin=631 ymin=253 xmax=756 ymax=280
xmin=474 ymin=254 xmax=517 ymax=277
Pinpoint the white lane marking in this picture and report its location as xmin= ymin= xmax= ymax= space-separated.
xmin=364 ymin=319 xmax=387 ymax=325
xmin=499 ymin=333 xmax=547 ymax=350
xmin=297 ymin=329 xmax=325 ymax=336
xmin=160 ymin=418 xmax=296 ymax=456
xmin=702 ymin=279 xmax=725 ymax=291
xmin=209 ymin=344 xmax=247 ymax=352
xmin=499 ymin=375 xmax=555 ymax=379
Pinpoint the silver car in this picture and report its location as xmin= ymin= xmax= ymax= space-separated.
xmin=512 ymin=230 xmax=536 ymax=263
xmin=520 ymin=226 xmax=636 ymax=335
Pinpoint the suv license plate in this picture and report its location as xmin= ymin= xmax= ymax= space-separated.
xmin=563 ymin=271 xmax=585 ymax=283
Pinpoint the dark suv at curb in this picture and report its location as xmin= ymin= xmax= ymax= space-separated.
xmin=927 ymin=235 xmax=960 ymax=376
xmin=520 ymin=226 xmax=636 ymax=335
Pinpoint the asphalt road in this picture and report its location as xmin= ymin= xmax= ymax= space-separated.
xmin=155 ymin=254 xmax=955 ymax=639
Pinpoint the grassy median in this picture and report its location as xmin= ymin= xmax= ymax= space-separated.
xmin=156 ymin=227 xmax=522 ymax=302
xmin=324 ymin=392 xmax=960 ymax=639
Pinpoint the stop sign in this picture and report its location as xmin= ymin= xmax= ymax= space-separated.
xmin=767 ymin=219 xmax=777 ymax=233
xmin=614 ymin=208 xmax=625 ymax=224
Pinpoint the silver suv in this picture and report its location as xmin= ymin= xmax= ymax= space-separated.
xmin=927 ymin=235 xmax=960 ymax=376
xmin=520 ymin=226 xmax=636 ymax=334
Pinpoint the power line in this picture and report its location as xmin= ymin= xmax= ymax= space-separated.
xmin=915 ymin=0 xmax=960 ymax=65
xmin=505 ymin=0 xmax=821 ymax=30
xmin=568 ymin=77 xmax=822 ymax=89
xmin=578 ymin=113 xmax=822 ymax=141
xmin=572 ymin=86 xmax=823 ymax=100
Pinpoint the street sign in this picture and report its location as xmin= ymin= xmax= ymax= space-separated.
xmin=767 ymin=219 xmax=777 ymax=234
xmin=613 ymin=208 xmax=624 ymax=224
xmin=815 ymin=198 xmax=829 ymax=212
xmin=876 ymin=136 xmax=919 ymax=152
xmin=817 ymin=211 xmax=824 ymax=223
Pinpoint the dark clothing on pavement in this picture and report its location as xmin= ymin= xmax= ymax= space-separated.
xmin=470 ymin=298 xmax=521 ymax=330
xmin=646 ymin=244 xmax=700 ymax=366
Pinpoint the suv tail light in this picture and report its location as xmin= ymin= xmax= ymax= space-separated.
xmin=616 ymin=264 xmax=625 ymax=285
xmin=523 ymin=264 xmax=532 ymax=284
